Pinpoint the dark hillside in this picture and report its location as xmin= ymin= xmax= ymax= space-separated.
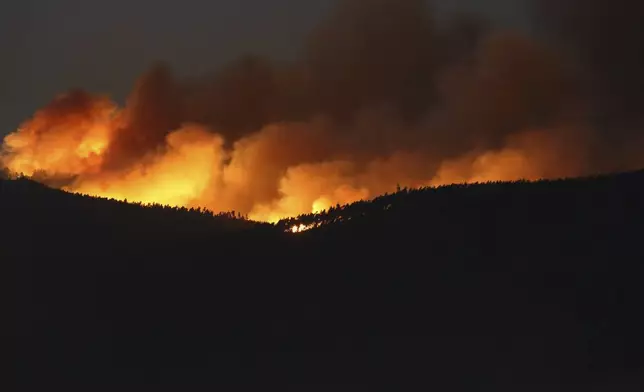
xmin=8 ymin=171 xmax=644 ymax=390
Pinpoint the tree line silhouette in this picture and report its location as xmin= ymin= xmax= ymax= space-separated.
xmin=8 ymin=169 xmax=644 ymax=391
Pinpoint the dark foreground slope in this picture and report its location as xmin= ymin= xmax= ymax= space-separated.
xmin=7 ymin=172 xmax=644 ymax=391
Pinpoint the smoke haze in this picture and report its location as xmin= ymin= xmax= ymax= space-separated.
xmin=1 ymin=0 xmax=641 ymax=222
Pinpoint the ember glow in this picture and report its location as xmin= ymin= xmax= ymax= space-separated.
xmin=289 ymin=223 xmax=318 ymax=234
xmin=3 ymin=0 xmax=633 ymax=224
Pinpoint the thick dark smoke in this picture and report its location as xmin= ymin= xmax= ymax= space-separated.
xmin=103 ymin=63 xmax=183 ymax=170
xmin=532 ymin=0 xmax=644 ymax=171
xmin=303 ymin=0 xmax=435 ymax=123
xmin=3 ymin=0 xmax=643 ymax=220
xmin=533 ymin=0 xmax=644 ymax=121
xmin=104 ymin=0 xmax=584 ymax=162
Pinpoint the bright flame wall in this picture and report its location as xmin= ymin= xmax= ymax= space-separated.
xmin=3 ymin=0 xmax=632 ymax=222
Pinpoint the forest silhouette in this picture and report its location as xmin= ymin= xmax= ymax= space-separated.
xmin=7 ymin=169 xmax=644 ymax=390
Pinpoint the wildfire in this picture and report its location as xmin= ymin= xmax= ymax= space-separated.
xmin=289 ymin=223 xmax=318 ymax=233
xmin=1 ymin=93 xmax=117 ymax=178
xmin=0 ymin=0 xmax=605 ymax=227
xmin=0 ymin=29 xmax=586 ymax=225
xmin=0 ymin=90 xmax=580 ymax=225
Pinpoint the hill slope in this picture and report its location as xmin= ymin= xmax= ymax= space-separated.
xmin=8 ymin=171 xmax=644 ymax=390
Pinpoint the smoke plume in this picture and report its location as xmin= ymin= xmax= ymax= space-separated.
xmin=1 ymin=0 xmax=639 ymax=222
xmin=532 ymin=0 xmax=644 ymax=170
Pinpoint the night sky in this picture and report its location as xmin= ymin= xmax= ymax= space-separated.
xmin=0 ymin=0 xmax=530 ymax=137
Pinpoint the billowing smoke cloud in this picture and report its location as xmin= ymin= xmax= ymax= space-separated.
xmin=1 ymin=0 xmax=634 ymax=222
xmin=532 ymin=0 xmax=644 ymax=171
xmin=102 ymin=63 xmax=183 ymax=171
xmin=303 ymin=0 xmax=436 ymax=123
xmin=533 ymin=0 xmax=644 ymax=117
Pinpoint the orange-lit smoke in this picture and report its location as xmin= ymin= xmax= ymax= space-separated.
xmin=0 ymin=91 xmax=585 ymax=223
xmin=1 ymin=91 xmax=118 ymax=178
xmin=0 ymin=0 xmax=609 ymax=223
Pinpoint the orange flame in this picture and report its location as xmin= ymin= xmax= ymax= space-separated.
xmin=289 ymin=223 xmax=318 ymax=233
xmin=0 ymin=92 xmax=583 ymax=224
xmin=0 ymin=4 xmax=597 ymax=226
